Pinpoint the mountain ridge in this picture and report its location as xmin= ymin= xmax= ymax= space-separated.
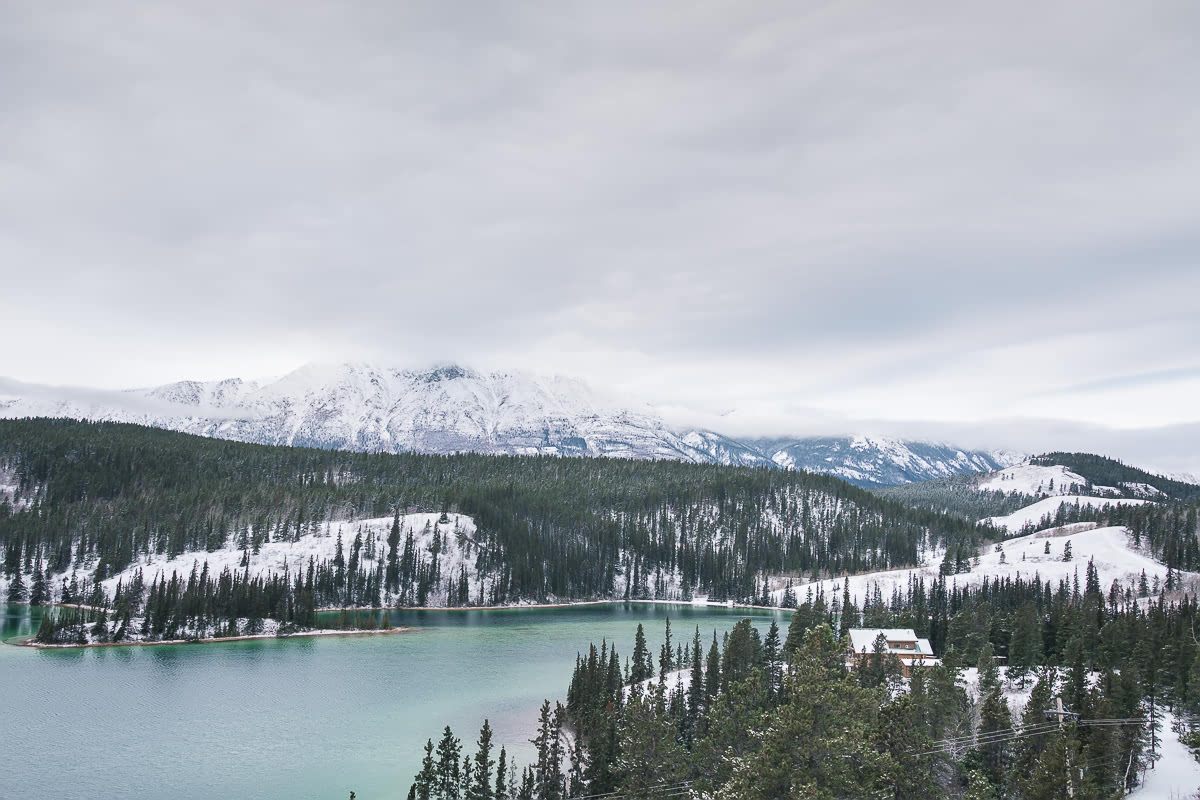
xmin=0 ymin=362 xmax=1021 ymax=487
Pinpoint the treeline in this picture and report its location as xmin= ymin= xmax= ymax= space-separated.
xmin=1104 ymin=500 xmax=1200 ymax=574
xmin=412 ymin=575 xmax=1200 ymax=799
xmin=405 ymin=705 xmax=569 ymax=800
xmin=875 ymin=473 xmax=1039 ymax=521
xmin=1 ymin=418 xmax=987 ymax=607
xmin=33 ymin=560 xmax=322 ymax=644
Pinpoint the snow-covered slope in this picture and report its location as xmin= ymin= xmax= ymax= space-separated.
xmin=977 ymin=463 xmax=1088 ymax=496
xmin=983 ymin=495 xmax=1149 ymax=532
xmin=1131 ymin=710 xmax=1200 ymax=799
xmin=0 ymin=363 xmax=1018 ymax=485
xmin=759 ymin=435 xmax=1020 ymax=487
xmin=93 ymin=513 xmax=482 ymax=607
xmin=772 ymin=523 xmax=1187 ymax=608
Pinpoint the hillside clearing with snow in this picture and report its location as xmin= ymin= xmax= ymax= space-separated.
xmin=977 ymin=463 xmax=1088 ymax=496
xmin=772 ymin=522 xmax=1188 ymax=609
xmin=984 ymin=494 xmax=1150 ymax=532
xmin=89 ymin=513 xmax=484 ymax=608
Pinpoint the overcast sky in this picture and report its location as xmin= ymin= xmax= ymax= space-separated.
xmin=3 ymin=2 xmax=1199 ymax=469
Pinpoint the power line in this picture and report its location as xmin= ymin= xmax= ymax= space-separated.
xmin=911 ymin=718 xmax=1146 ymax=757
xmin=570 ymin=780 xmax=694 ymax=800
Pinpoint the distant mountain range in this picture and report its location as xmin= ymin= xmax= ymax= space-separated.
xmin=0 ymin=362 xmax=1022 ymax=487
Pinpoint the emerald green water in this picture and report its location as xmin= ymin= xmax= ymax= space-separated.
xmin=0 ymin=603 xmax=786 ymax=800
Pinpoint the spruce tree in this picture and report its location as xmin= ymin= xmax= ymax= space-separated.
xmin=387 ymin=509 xmax=402 ymax=594
xmin=976 ymin=685 xmax=1013 ymax=785
xmin=411 ymin=738 xmax=436 ymax=800
xmin=494 ymin=747 xmax=508 ymax=800
xmin=7 ymin=568 xmax=26 ymax=602
xmin=435 ymin=725 xmax=462 ymax=800
xmin=630 ymin=624 xmax=650 ymax=684
xmin=468 ymin=719 xmax=494 ymax=800
xmin=29 ymin=553 xmax=48 ymax=606
xmin=613 ymin=686 xmax=686 ymax=796
xmin=763 ymin=619 xmax=781 ymax=698
xmin=705 ymin=632 xmax=721 ymax=701
xmin=1007 ymin=603 xmax=1041 ymax=689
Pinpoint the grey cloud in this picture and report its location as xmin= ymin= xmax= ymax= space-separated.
xmin=0 ymin=1 xmax=1197 ymax=461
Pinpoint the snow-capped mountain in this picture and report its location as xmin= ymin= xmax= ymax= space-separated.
xmin=753 ymin=435 xmax=1019 ymax=487
xmin=0 ymin=363 xmax=1020 ymax=486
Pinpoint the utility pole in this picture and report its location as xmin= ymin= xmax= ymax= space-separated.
xmin=1044 ymin=698 xmax=1077 ymax=797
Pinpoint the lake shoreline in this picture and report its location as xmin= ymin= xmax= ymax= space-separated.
xmin=13 ymin=626 xmax=417 ymax=650
xmin=347 ymin=598 xmax=792 ymax=613
xmin=6 ymin=597 xmax=789 ymax=650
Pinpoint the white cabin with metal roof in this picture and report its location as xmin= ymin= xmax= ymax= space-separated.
xmin=846 ymin=628 xmax=940 ymax=676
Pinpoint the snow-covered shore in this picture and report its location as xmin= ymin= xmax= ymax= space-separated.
xmin=18 ymin=623 xmax=415 ymax=649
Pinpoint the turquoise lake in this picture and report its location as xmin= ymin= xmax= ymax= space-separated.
xmin=0 ymin=602 xmax=787 ymax=800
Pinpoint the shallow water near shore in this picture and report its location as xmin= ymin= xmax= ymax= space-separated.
xmin=0 ymin=602 xmax=786 ymax=800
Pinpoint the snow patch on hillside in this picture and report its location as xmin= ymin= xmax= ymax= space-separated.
xmin=1122 ymin=482 xmax=1167 ymax=499
xmin=93 ymin=513 xmax=481 ymax=606
xmin=0 ymin=482 xmax=30 ymax=511
xmin=626 ymin=668 xmax=693 ymax=699
xmin=771 ymin=524 xmax=1185 ymax=609
xmin=1131 ymin=711 xmax=1200 ymax=799
xmin=977 ymin=463 xmax=1088 ymax=496
xmin=984 ymin=495 xmax=1149 ymax=532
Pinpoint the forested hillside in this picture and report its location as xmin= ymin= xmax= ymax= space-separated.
xmin=0 ymin=419 xmax=984 ymax=612
xmin=875 ymin=473 xmax=1039 ymax=520
xmin=1030 ymin=452 xmax=1200 ymax=501
xmin=878 ymin=451 xmax=1200 ymax=522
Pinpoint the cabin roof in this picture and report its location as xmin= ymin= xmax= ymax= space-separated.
xmin=847 ymin=628 xmax=934 ymax=655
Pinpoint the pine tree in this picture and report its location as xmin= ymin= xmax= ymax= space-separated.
xmin=532 ymin=700 xmax=563 ymax=800
xmin=29 ymin=552 xmax=48 ymax=605
xmin=1021 ymin=729 xmax=1082 ymax=800
xmin=687 ymin=626 xmax=704 ymax=731
xmin=613 ymin=686 xmax=686 ymax=796
xmin=387 ymin=509 xmax=402 ymax=594
xmin=411 ymin=738 xmax=437 ymax=800
xmin=435 ymin=725 xmax=463 ymax=800
xmin=763 ymin=618 xmax=781 ymax=699
xmin=630 ymin=624 xmax=650 ymax=684
xmin=567 ymin=728 xmax=586 ymax=798
xmin=494 ymin=747 xmax=508 ymax=800
xmin=660 ymin=617 xmax=673 ymax=676
xmin=725 ymin=626 xmax=877 ymax=799
xmin=838 ymin=582 xmax=853 ymax=640
xmin=468 ymin=719 xmax=494 ymax=800
xmin=705 ymin=632 xmax=721 ymax=701
xmin=976 ymin=685 xmax=1013 ymax=784
xmin=1007 ymin=603 xmax=1042 ymax=689
xmin=1013 ymin=670 xmax=1053 ymax=778
xmin=7 ymin=567 xmax=27 ymax=602
xmin=977 ymin=641 xmax=1000 ymax=696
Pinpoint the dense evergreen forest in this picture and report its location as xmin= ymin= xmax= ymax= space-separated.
xmin=409 ymin=571 xmax=1200 ymax=799
xmin=875 ymin=474 xmax=1038 ymax=520
xmin=1 ymin=418 xmax=985 ymax=619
